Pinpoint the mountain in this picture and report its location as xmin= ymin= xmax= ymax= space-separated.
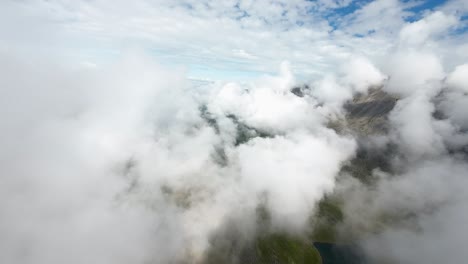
xmin=199 ymin=86 xmax=400 ymax=264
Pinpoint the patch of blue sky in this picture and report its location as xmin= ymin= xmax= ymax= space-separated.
xmin=401 ymin=0 xmax=468 ymax=35
xmin=315 ymin=0 xmax=451 ymax=30
xmin=404 ymin=0 xmax=447 ymax=12
xmin=309 ymin=0 xmax=373 ymax=30
xmin=452 ymin=15 xmax=468 ymax=35
xmin=402 ymin=0 xmax=448 ymax=22
xmin=330 ymin=0 xmax=372 ymax=16
xmin=452 ymin=25 xmax=468 ymax=35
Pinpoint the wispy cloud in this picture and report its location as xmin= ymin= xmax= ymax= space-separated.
xmin=2 ymin=0 xmax=466 ymax=80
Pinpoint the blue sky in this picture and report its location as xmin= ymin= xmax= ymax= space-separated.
xmin=1 ymin=0 xmax=467 ymax=81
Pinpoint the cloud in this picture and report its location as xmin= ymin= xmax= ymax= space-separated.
xmin=0 ymin=53 xmax=198 ymax=263
xmin=2 ymin=0 xmax=465 ymax=80
xmin=384 ymin=51 xmax=445 ymax=96
xmin=1 ymin=1 xmax=468 ymax=263
xmin=0 ymin=51 xmax=360 ymax=263
xmin=332 ymin=10 xmax=468 ymax=263
xmin=359 ymin=158 xmax=468 ymax=264
xmin=446 ymin=63 xmax=468 ymax=92
xmin=399 ymin=11 xmax=458 ymax=47
xmin=236 ymin=130 xmax=355 ymax=230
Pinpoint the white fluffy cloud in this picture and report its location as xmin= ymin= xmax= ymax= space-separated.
xmin=446 ymin=63 xmax=468 ymax=92
xmin=399 ymin=11 xmax=458 ymax=47
xmin=0 ymin=51 xmax=361 ymax=263
xmin=237 ymin=130 xmax=355 ymax=229
xmin=1 ymin=1 xmax=468 ymax=263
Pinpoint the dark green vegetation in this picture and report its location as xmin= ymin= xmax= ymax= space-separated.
xmin=203 ymin=233 xmax=322 ymax=264
xmin=255 ymin=234 xmax=322 ymax=264
xmin=202 ymin=196 xmax=361 ymax=264
xmin=311 ymin=197 xmax=344 ymax=243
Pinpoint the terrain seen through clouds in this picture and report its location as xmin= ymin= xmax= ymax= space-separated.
xmin=1 ymin=1 xmax=468 ymax=263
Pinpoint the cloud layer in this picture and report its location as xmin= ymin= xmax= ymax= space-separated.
xmin=1 ymin=1 xmax=468 ymax=264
